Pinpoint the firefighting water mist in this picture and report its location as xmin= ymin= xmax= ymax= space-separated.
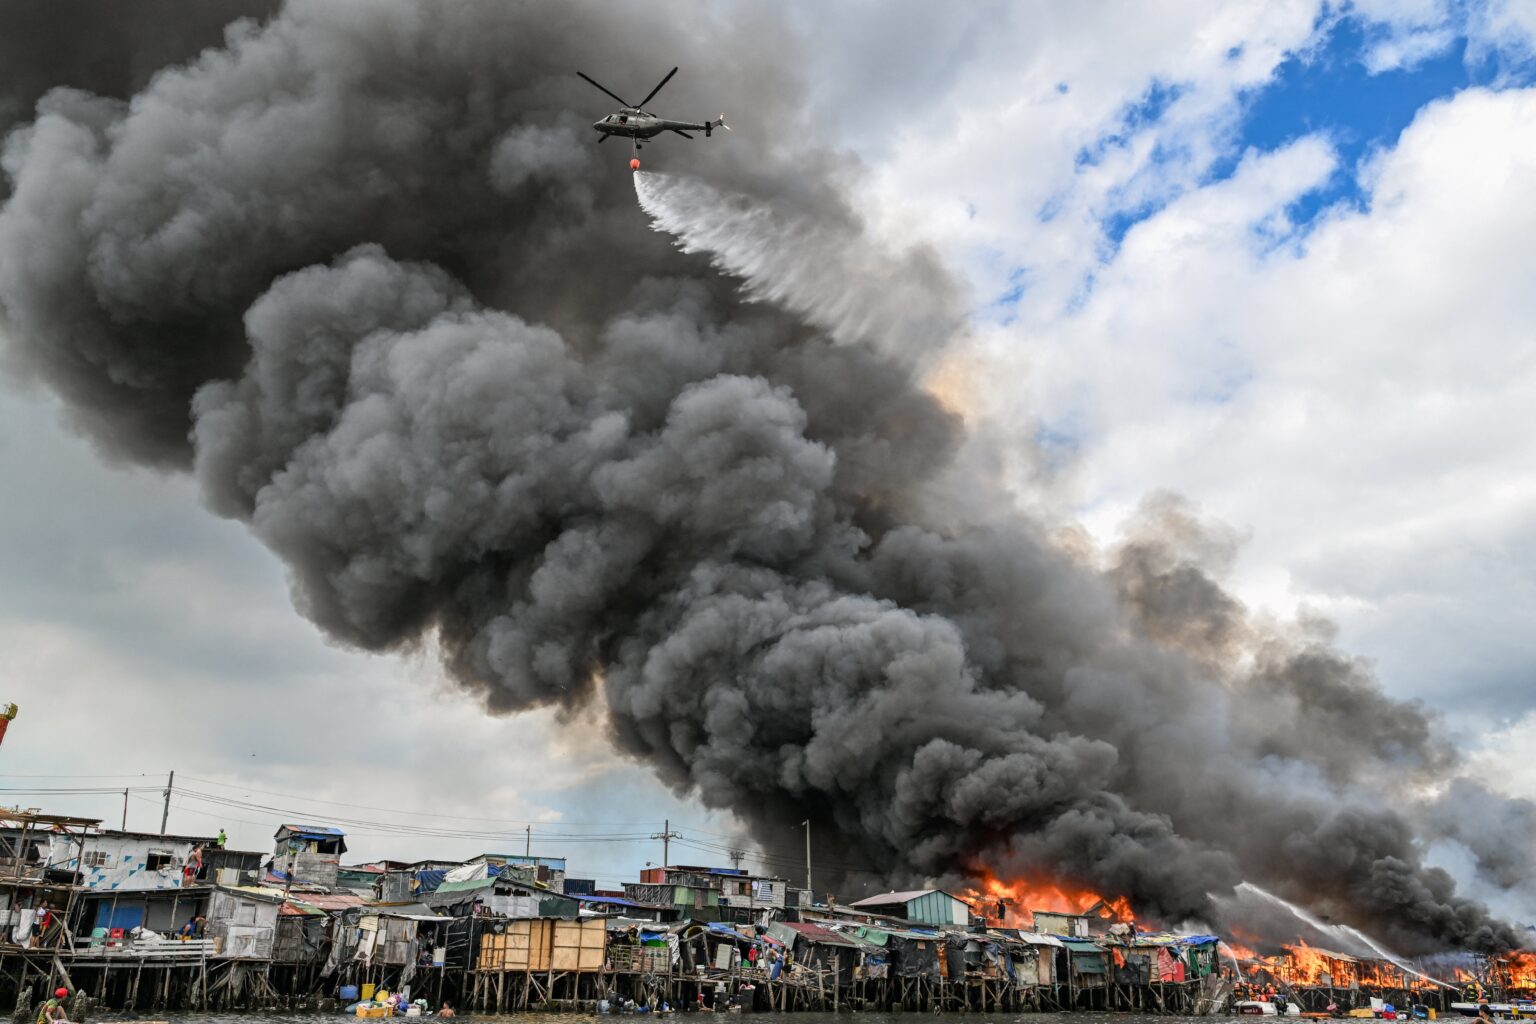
xmin=0 ymin=0 xmax=1531 ymax=957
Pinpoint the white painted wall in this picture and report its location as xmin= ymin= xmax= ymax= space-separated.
xmin=60 ymin=834 xmax=205 ymax=892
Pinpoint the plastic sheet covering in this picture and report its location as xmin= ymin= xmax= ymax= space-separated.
xmin=443 ymin=862 xmax=491 ymax=884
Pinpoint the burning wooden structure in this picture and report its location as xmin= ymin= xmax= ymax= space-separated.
xmin=0 ymin=809 xmax=1525 ymax=1017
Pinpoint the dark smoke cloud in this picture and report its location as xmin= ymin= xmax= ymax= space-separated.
xmin=1424 ymin=779 xmax=1536 ymax=901
xmin=0 ymin=0 xmax=1527 ymax=954
xmin=0 ymin=0 xmax=280 ymax=139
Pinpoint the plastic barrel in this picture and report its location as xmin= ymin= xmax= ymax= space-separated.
xmin=340 ymin=986 xmax=360 ymax=1001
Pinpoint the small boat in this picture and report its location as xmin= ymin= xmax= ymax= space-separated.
xmin=1238 ymin=1001 xmax=1303 ymax=1016
xmin=356 ymin=1003 xmax=394 ymax=1018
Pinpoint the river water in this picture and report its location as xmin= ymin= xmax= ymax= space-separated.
xmin=92 ymin=1014 xmax=1245 ymax=1024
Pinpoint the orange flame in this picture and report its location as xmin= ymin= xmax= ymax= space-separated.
xmin=1221 ymin=940 xmax=1258 ymax=961
xmin=1267 ymin=940 xmax=1440 ymax=991
xmin=965 ymin=870 xmax=1136 ymax=929
xmin=1497 ymin=951 xmax=1536 ymax=991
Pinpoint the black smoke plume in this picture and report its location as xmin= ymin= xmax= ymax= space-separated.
xmin=0 ymin=0 xmax=1528 ymax=954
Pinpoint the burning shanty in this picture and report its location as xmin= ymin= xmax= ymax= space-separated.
xmin=1 ymin=806 xmax=1530 ymax=1016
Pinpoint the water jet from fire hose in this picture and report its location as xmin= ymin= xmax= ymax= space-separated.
xmin=1234 ymin=883 xmax=1458 ymax=989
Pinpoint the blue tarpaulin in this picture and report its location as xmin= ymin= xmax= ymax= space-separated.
xmin=580 ymin=895 xmax=654 ymax=909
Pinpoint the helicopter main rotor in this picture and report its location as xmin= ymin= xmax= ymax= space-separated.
xmin=576 ymin=66 xmax=677 ymax=115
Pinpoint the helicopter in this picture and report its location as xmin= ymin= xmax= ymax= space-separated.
xmin=577 ymin=66 xmax=728 ymax=168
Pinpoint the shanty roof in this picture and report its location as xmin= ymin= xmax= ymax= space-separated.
xmin=223 ymin=885 xmax=287 ymax=903
xmin=436 ymin=875 xmax=563 ymax=895
xmin=93 ymin=829 xmax=221 ymax=845
xmin=1289 ymin=945 xmax=1359 ymax=963
xmin=849 ymin=889 xmax=939 ymax=906
xmin=472 ymin=853 xmax=568 ymax=869
xmin=1013 ymin=931 xmax=1066 ymax=947
xmin=288 ymin=891 xmax=368 ymax=912
xmin=373 ymin=903 xmax=451 ymax=921
xmin=276 ymin=823 xmax=346 ymax=838
xmin=780 ymin=921 xmax=864 ymax=948
xmin=0 ymin=811 xmax=102 ymax=829
xmin=434 ymin=877 xmax=498 ymax=895
xmin=1131 ymin=932 xmax=1221 ymax=948
xmin=1061 ymin=938 xmax=1108 ymax=954
xmin=577 ymin=895 xmax=667 ymax=910
xmin=845 ymin=926 xmax=890 ymax=947
xmin=279 ymin=902 xmax=325 ymax=917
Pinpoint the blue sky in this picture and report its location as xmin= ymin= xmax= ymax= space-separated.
xmin=1097 ymin=8 xmax=1536 ymax=250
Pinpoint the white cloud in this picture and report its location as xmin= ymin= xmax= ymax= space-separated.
xmin=1347 ymin=0 xmax=1536 ymax=74
xmin=957 ymin=86 xmax=1536 ymax=728
xmin=791 ymin=0 xmax=1325 ymax=312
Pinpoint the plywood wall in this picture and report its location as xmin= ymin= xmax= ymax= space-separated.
xmin=478 ymin=918 xmax=606 ymax=972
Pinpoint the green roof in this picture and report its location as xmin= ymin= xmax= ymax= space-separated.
xmin=1062 ymin=939 xmax=1105 ymax=953
xmin=434 ymin=877 xmax=498 ymax=894
xmin=851 ymin=927 xmax=891 ymax=947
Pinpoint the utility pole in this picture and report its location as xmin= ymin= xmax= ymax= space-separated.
xmin=650 ymin=819 xmax=681 ymax=867
xmin=160 ymin=770 xmax=174 ymax=834
xmin=802 ymin=819 xmax=812 ymax=897
xmin=121 ymin=789 xmax=129 ymax=831
xmin=525 ymin=825 xmax=531 ymax=858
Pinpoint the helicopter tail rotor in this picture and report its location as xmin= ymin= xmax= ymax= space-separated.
xmin=705 ymin=114 xmax=729 ymax=138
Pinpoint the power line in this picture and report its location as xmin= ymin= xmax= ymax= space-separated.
xmin=9 ymin=771 xmax=876 ymax=881
xmin=172 ymin=787 xmax=665 ymax=843
xmin=0 ymin=786 xmax=162 ymax=795
xmin=3 ymin=769 xmax=745 ymax=839
xmin=669 ymin=834 xmax=884 ymax=878
xmin=176 ymin=774 xmax=685 ymax=829
xmin=0 ymin=772 xmax=169 ymax=780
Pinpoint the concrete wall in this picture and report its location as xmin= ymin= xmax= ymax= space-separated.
xmin=67 ymin=835 xmax=203 ymax=892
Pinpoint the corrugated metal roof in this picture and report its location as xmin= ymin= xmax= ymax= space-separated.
xmin=373 ymin=902 xmax=450 ymax=921
xmin=96 ymin=829 xmax=221 ymax=845
xmin=225 ymin=885 xmax=288 ymax=903
xmin=578 ymin=895 xmax=666 ymax=909
xmin=279 ymin=902 xmax=324 ymax=917
xmin=289 ymin=891 xmax=368 ymax=912
xmin=1061 ymin=938 xmax=1106 ymax=953
xmin=782 ymin=921 xmax=863 ymax=948
xmin=1014 ymin=931 xmax=1066 ymax=947
xmin=277 ymin=823 xmax=346 ymax=837
xmin=849 ymin=889 xmax=936 ymax=906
